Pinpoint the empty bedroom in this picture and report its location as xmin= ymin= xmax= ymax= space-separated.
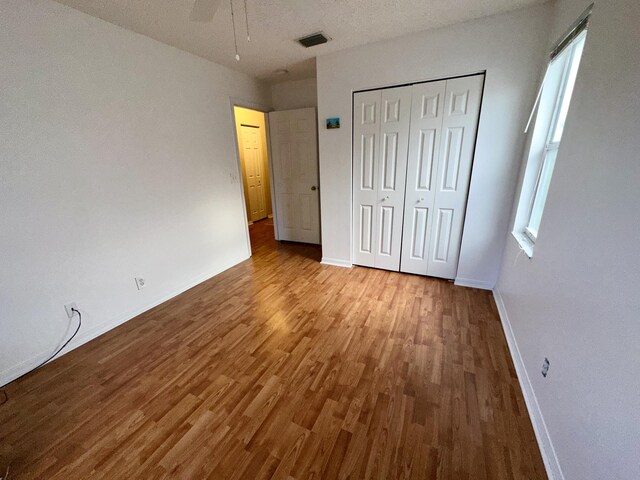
xmin=1 ymin=0 xmax=638 ymax=479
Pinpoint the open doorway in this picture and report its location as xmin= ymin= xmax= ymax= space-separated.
xmin=233 ymin=106 xmax=274 ymax=250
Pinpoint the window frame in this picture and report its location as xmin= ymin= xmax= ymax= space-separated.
xmin=513 ymin=29 xmax=588 ymax=255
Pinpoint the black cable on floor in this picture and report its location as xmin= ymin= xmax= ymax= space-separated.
xmin=0 ymin=308 xmax=82 ymax=406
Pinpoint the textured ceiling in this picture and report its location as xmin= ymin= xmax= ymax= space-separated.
xmin=53 ymin=0 xmax=546 ymax=83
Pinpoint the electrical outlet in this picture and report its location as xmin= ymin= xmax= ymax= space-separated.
xmin=64 ymin=302 xmax=78 ymax=319
xmin=135 ymin=277 xmax=146 ymax=290
xmin=541 ymin=357 xmax=550 ymax=377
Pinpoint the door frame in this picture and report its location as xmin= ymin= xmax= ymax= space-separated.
xmin=350 ymin=71 xmax=486 ymax=277
xmin=229 ymin=98 xmax=278 ymax=258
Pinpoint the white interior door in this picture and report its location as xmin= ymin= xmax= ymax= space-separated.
xmin=352 ymin=90 xmax=380 ymax=267
xmin=353 ymin=75 xmax=484 ymax=279
xmin=241 ymin=125 xmax=267 ymax=222
xmin=352 ymin=86 xmax=412 ymax=271
xmin=400 ymin=80 xmax=447 ymax=275
xmin=269 ymin=107 xmax=320 ymax=244
xmin=426 ymin=75 xmax=484 ymax=279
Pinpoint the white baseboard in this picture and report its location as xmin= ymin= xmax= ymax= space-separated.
xmin=320 ymin=257 xmax=352 ymax=268
xmin=493 ymin=289 xmax=564 ymax=480
xmin=454 ymin=277 xmax=494 ymax=290
xmin=0 ymin=259 xmax=245 ymax=388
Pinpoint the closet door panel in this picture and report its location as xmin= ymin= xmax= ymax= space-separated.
xmin=352 ymin=90 xmax=381 ymax=267
xmin=373 ymin=86 xmax=412 ymax=271
xmin=400 ymin=81 xmax=446 ymax=275
xmin=355 ymin=75 xmax=483 ymax=278
xmin=427 ymin=75 xmax=484 ymax=279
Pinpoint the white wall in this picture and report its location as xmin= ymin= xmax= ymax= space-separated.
xmin=0 ymin=0 xmax=270 ymax=385
xmin=495 ymin=0 xmax=640 ymax=479
xmin=270 ymin=78 xmax=318 ymax=111
xmin=316 ymin=4 xmax=553 ymax=286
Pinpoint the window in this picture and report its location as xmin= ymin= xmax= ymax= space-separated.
xmin=513 ymin=27 xmax=587 ymax=256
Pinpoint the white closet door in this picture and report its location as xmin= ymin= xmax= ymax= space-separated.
xmin=241 ymin=125 xmax=267 ymax=222
xmin=352 ymin=86 xmax=412 ymax=271
xmin=427 ymin=75 xmax=484 ymax=279
xmin=374 ymin=87 xmax=412 ymax=270
xmin=352 ymin=90 xmax=381 ymax=267
xmin=269 ymin=108 xmax=320 ymax=244
xmin=400 ymin=80 xmax=447 ymax=275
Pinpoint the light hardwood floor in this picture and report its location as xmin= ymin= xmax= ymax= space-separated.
xmin=0 ymin=220 xmax=547 ymax=479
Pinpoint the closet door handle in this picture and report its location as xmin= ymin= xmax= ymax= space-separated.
xmin=418 ymin=197 xmax=425 ymax=203
xmin=381 ymin=196 xmax=390 ymax=202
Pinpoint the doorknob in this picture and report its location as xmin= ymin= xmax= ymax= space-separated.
xmin=418 ymin=197 xmax=425 ymax=203
xmin=381 ymin=196 xmax=390 ymax=202
xmin=311 ymin=186 xmax=317 ymax=191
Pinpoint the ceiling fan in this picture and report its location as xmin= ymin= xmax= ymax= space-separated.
xmin=189 ymin=0 xmax=223 ymax=23
xmin=190 ymin=0 xmax=250 ymax=61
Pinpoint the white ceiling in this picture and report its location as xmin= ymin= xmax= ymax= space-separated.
xmin=53 ymin=0 xmax=546 ymax=83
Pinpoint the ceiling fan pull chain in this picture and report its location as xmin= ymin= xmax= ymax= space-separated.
xmin=243 ymin=0 xmax=250 ymax=41
xmin=230 ymin=0 xmax=240 ymax=61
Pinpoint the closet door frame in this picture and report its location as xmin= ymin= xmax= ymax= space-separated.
xmin=351 ymin=72 xmax=485 ymax=278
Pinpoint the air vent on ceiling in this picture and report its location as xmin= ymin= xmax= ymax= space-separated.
xmin=297 ymin=32 xmax=330 ymax=48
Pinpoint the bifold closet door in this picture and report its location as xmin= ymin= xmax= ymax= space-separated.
xmin=352 ymin=86 xmax=411 ymax=270
xmin=400 ymin=75 xmax=484 ymax=279
xmin=400 ymin=80 xmax=447 ymax=275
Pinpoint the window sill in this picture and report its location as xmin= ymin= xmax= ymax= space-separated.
xmin=511 ymin=231 xmax=534 ymax=258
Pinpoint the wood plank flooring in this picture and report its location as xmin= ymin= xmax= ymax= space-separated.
xmin=0 ymin=219 xmax=547 ymax=479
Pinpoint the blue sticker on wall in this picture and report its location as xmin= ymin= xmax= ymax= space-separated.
xmin=326 ymin=117 xmax=340 ymax=129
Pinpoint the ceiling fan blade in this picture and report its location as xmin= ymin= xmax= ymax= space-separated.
xmin=189 ymin=0 xmax=222 ymax=22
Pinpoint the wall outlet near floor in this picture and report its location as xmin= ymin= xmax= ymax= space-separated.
xmin=541 ymin=357 xmax=550 ymax=377
xmin=64 ymin=302 xmax=78 ymax=319
xmin=134 ymin=277 xmax=146 ymax=290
